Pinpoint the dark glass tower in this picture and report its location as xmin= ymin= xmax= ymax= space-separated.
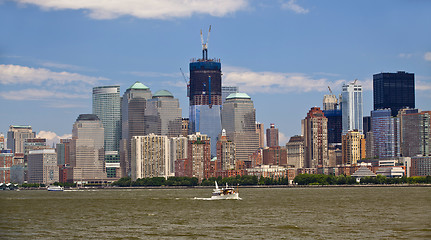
xmin=373 ymin=71 xmax=415 ymax=117
xmin=189 ymin=27 xmax=222 ymax=156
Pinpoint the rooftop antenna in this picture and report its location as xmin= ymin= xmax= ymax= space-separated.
xmin=200 ymin=25 xmax=211 ymax=60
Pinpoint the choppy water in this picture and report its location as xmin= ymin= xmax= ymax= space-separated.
xmin=1 ymin=187 xmax=430 ymax=239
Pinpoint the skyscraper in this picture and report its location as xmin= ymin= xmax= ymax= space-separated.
xmin=341 ymin=130 xmax=365 ymax=165
xmin=222 ymin=93 xmax=260 ymax=163
xmin=7 ymin=125 xmax=35 ymax=154
xmin=222 ymin=86 xmax=239 ymax=104
xmin=323 ymin=94 xmax=338 ymax=110
xmin=303 ymin=107 xmax=328 ymax=168
xmin=28 ymin=149 xmax=58 ymax=184
xmin=189 ymin=27 xmax=222 ymax=156
xmin=266 ymin=123 xmax=279 ymax=147
xmin=323 ymin=109 xmax=342 ymax=144
xmin=93 ymin=86 xmax=121 ymax=152
xmin=401 ymin=111 xmax=431 ymax=157
xmin=145 ymin=90 xmax=182 ymax=138
xmin=373 ymin=71 xmax=415 ymax=117
xmin=70 ymin=114 xmax=105 ymax=183
xmin=371 ymin=109 xmax=400 ymax=159
xmin=120 ymin=81 xmax=152 ymax=177
xmin=341 ymin=81 xmax=363 ymax=134
xmin=255 ymin=122 xmax=265 ymax=148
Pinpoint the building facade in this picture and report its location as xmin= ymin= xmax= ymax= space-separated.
xmin=401 ymin=111 xmax=431 ymax=157
xmin=373 ymin=71 xmax=415 ymax=117
xmin=286 ymin=135 xmax=305 ymax=168
xmin=371 ymin=109 xmax=400 ymax=159
xmin=266 ymin=123 xmax=279 ymax=147
xmin=221 ymin=86 xmax=239 ymax=104
xmin=303 ymin=107 xmax=328 ymax=168
xmin=28 ymin=149 xmax=58 ymax=185
xmin=323 ymin=109 xmax=342 ymax=144
xmin=255 ymin=122 xmax=265 ymax=148
xmin=187 ymin=132 xmax=211 ymax=181
xmin=7 ymin=125 xmax=35 ymax=154
xmin=93 ymin=85 xmax=121 ymax=152
xmin=323 ymin=94 xmax=338 ymax=110
xmin=341 ymin=130 xmax=365 ymax=165
xmin=216 ymin=130 xmax=236 ymax=171
xmin=341 ymin=81 xmax=363 ymax=134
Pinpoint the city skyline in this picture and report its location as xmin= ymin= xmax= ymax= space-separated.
xmin=1 ymin=0 xmax=431 ymax=146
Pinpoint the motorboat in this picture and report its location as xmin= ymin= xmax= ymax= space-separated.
xmin=47 ymin=185 xmax=64 ymax=191
xmin=211 ymin=181 xmax=241 ymax=200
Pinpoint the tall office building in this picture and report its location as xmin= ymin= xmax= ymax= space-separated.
xmin=120 ymin=81 xmax=152 ymax=177
xmin=27 ymin=149 xmax=58 ymax=184
xmin=266 ymin=124 xmax=279 ymax=147
xmin=93 ymin=86 xmax=121 ymax=152
xmin=189 ymin=28 xmax=222 ymax=156
xmin=70 ymin=114 xmax=105 ymax=183
xmin=341 ymin=130 xmax=365 ymax=165
xmin=0 ymin=133 xmax=5 ymax=150
xmin=401 ymin=111 xmax=431 ymax=157
xmin=7 ymin=125 xmax=35 ymax=154
xmin=373 ymin=71 xmax=415 ymax=117
xmin=323 ymin=109 xmax=342 ymax=144
xmin=222 ymin=93 xmax=259 ymax=163
xmin=371 ymin=109 xmax=400 ymax=159
xmin=131 ymin=134 xmax=170 ymax=181
xmin=256 ymin=122 xmax=265 ymax=148
xmin=341 ymin=81 xmax=363 ymax=134
xmin=303 ymin=107 xmax=328 ymax=168
xmin=145 ymin=90 xmax=182 ymax=137
xmin=222 ymin=86 xmax=239 ymax=104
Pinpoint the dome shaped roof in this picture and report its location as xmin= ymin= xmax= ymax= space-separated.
xmin=226 ymin=92 xmax=251 ymax=100
xmin=128 ymin=81 xmax=149 ymax=90
xmin=153 ymin=89 xmax=174 ymax=97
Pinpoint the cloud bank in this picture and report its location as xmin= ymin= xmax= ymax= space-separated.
xmin=15 ymin=0 xmax=249 ymax=20
xmin=282 ymin=0 xmax=309 ymax=14
xmin=37 ymin=130 xmax=72 ymax=147
xmin=425 ymin=52 xmax=431 ymax=61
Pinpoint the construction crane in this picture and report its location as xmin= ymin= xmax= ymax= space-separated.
xmin=180 ymin=68 xmax=190 ymax=98
xmin=200 ymin=25 xmax=211 ymax=60
xmin=353 ymin=79 xmax=358 ymax=85
xmin=328 ymin=86 xmax=333 ymax=95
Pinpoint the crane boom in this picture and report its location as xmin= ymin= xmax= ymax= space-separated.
xmin=180 ymin=68 xmax=188 ymax=84
xmin=328 ymin=86 xmax=333 ymax=95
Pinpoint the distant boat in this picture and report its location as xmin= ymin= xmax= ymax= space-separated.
xmin=211 ymin=181 xmax=241 ymax=200
xmin=47 ymin=185 xmax=64 ymax=191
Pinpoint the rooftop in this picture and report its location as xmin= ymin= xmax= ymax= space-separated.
xmin=128 ymin=81 xmax=149 ymax=90
xmin=226 ymin=92 xmax=251 ymax=100
xmin=76 ymin=114 xmax=100 ymax=121
xmin=153 ymin=89 xmax=173 ymax=98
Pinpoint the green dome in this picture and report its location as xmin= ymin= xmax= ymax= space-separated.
xmin=154 ymin=89 xmax=173 ymax=97
xmin=226 ymin=92 xmax=251 ymax=100
xmin=128 ymin=81 xmax=149 ymax=90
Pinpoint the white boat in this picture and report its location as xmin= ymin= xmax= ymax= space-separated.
xmin=47 ymin=185 xmax=64 ymax=191
xmin=211 ymin=181 xmax=241 ymax=200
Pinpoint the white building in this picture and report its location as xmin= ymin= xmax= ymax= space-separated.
xmin=342 ymin=81 xmax=363 ymax=134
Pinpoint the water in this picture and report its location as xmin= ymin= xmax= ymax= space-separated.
xmin=1 ymin=187 xmax=430 ymax=239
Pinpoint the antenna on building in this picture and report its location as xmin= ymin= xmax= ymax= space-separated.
xmin=200 ymin=25 xmax=211 ymax=60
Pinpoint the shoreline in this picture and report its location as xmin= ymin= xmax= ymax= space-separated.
xmin=13 ymin=183 xmax=431 ymax=190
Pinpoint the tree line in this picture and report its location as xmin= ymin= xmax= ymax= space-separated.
xmin=293 ymin=174 xmax=431 ymax=185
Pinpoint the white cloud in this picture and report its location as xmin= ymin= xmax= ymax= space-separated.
xmin=129 ymin=71 xmax=181 ymax=78
xmin=424 ymin=52 xmax=431 ymax=61
xmin=0 ymin=64 xmax=107 ymax=85
xmin=15 ymin=0 xmax=249 ymax=20
xmin=279 ymin=132 xmax=289 ymax=146
xmin=37 ymin=131 xmax=72 ymax=147
xmin=39 ymin=61 xmax=93 ymax=72
xmin=0 ymin=89 xmax=89 ymax=101
xmin=223 ymin=66 xmax=348 ymax=93
xmin=282 ymin=0 xmax=309 ymax=14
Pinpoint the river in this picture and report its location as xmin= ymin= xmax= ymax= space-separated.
xmin=1 ymin=187 xmax=430 ymax=239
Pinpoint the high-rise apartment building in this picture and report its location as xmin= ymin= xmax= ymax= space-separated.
xmin=170 ymin=136 xmax=188 ymax=176
xmin=373 ymin=71 xmax=415 ymax=117
xmin=28 ymin=149 xmax=58 ymax=185
xmin=189 ymin=29 xmax=222 ymax=156
xmin=286 ymin=135 xmax=304 ymax=168
xmin=341 ymin=130 xmax=365 ymax=165
xmin=255 ymin=122 xmax=265 ymax=148
xmin=70 ymin=114 xmax=105 ymax=183
xmin=303 ymin=107 xmax=328 ymax=168
xmin=266 ymin=123 xmax=279 ymax=147
xmin=401 ymin=111 xmax=431 ymax=157
xmin=145 ymin=90 xmax=182 ymax=137
xmin=187 ymin=132 xmax=211 ymax=181
xmin=7 ymin=125 xmax=35 ymax=154
xmin=216 ymin=129 xmax=236 ymax=171
xmin=221 ymin=93 xmax=259 ymax=163
xmin=120 ymin=81 xmax=152 ymax=177
xmin=0 ymin=151 xmax=15 ymax=183
xmin=131 ymin=134 xmax=170 ymax=181
xmin=371 ymin=109 xmax=400 ymax=159
xmin=341 ymin=81 xmax=363 ymax=134
xmin=93 ymin=85 xmax=121 ymax=152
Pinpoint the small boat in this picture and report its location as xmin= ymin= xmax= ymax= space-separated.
xmin=211 ymin=181 xmax=241 ymax=200
xmin=47 ymin=185 xmax=64 ymax=191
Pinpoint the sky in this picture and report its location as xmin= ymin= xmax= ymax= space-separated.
xmin=1 ymin=0 xmax=431 ymax=146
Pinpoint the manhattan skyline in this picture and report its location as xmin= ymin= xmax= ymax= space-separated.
xmin=1 ymin=0 xmax=430 ymax=146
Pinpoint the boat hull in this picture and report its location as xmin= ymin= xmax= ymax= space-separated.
xmin=210 ymin=193 xmax=241 ymax=200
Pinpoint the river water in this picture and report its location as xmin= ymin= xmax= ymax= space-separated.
xmin=1 ymin=187 xmax=430 ymax=239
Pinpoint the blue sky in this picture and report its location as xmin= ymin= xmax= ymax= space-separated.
xmin=1 ymin=0 xmax=430 ymax=145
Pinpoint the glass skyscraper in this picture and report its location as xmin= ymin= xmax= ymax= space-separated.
xmin=93 ymin=85 xmax=121 ymax=152
xmin=341 ymin=81 xmax=363 ymax=134
xmin=371 ymin=109 xmax=400 ymax=159
xmin=373 ymin=71 xmax=415 ymax=117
